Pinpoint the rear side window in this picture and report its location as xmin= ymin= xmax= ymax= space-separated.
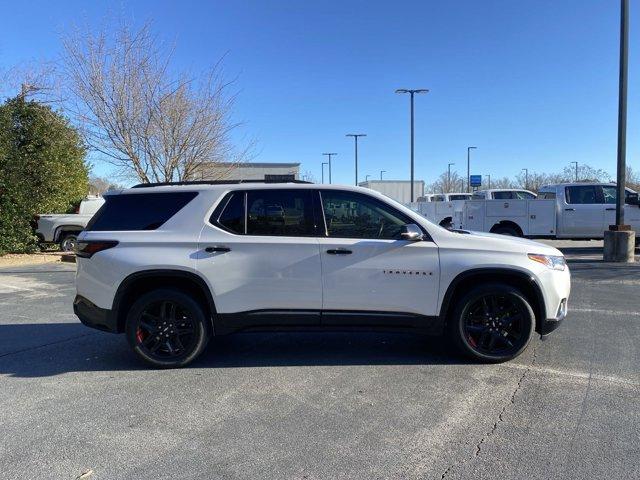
xmin=493 ymin=191 xmax=513 ymax=199
xmin=86 ymin=192 xmax=198 ymax=231
xmin=565 ymin=186 xmax=599 ymax=204
xmin=538 ymin=192 xmax=556 ymax=199
xmin=246 ymin=189 xmax=315 ymax=236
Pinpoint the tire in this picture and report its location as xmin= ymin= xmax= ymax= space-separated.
xmin=492 ymin=225 xmax=520 ymax=237
xmin=448 ymin=284 xmax=535 ymax=363
xmin=125 ymin=288 xmax=210 ymax=368
xmin=59 ymin=234 xmax=78 ymax=252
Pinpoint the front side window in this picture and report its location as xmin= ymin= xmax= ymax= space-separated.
xmin=565 ymin=185 xmax=599 ymax=204
xmin=321 ymin=191 xmax=412 ymax=239
xmin=246 ymin=189 xmax=315 ymax=236
xmin=515 ymin=191 xmax=536 ymax=199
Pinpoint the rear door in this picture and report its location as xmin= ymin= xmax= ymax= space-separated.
xmin=560 ymin=185 xmax=604 ymax=237
xmin=198 ymin=189 xmax=322 ymax=322
xmin=317 ymin=190 xmax=440 ymax=324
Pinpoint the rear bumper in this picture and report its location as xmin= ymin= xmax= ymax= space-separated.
xmin=73 ymin=295 xmax=119 ymax=333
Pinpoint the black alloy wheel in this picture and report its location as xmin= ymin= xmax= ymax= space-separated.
xmin=450 ymin=284 xmax=534 ymax=362
xmin=126 ymin=289 xmax=209 ymax=368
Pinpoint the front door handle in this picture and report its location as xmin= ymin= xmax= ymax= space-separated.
xmin=205 ymin=246 xmax=231 ymax=253
xmin=327 ymin=249 xmax=352 ymax=255
xmin=605 ymin=207 xmax=616 ymax=211
xmin=564 ymin=208 xmax=575 ymax=211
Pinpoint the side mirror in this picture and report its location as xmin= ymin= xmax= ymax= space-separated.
xmin=400 ymin=223 xmax=423 ymax=241
xmin=626 ymin=193 xmax=639 ymax=206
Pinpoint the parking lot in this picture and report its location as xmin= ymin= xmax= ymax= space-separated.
xmin=1 ymin=242 xmax=639 ymax=480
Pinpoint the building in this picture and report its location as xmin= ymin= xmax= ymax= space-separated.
xmin=358 ymin=180 xmax=425 ymax=204
xmin=194 ymin=162 xmax=300 ymax=181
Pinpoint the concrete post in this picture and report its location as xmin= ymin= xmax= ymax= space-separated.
xmin=603 ymin=229 xmax=636 ymax=262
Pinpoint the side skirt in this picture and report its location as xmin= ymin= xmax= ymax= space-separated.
xmin=214 ymin=309 xmax=443 ymax=336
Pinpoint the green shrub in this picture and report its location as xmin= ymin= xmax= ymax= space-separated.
xmin=0 ymin=98 xmax=88 ymax=254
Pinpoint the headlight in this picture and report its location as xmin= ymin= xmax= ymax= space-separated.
xmin=528 ymin=253 xmax=566 ymax=271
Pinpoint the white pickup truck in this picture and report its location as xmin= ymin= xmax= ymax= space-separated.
xmin=410 ymin=193 xmax=472 ymax=228
xmin=456 ymin=183 xmax=640 ymax=239
xmin=35 ymin=196 xmax=105 ymax=251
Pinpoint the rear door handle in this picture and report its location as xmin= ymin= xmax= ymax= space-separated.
xmin=327 ymin=249 xmax=352 ymax=255
xmin=564 ymin=208 xmax=575 ymax=211
xmin=205 ymin=246 xmax=231 ymax=253
xmin=605 ymin=207 xmax=616 ymax=211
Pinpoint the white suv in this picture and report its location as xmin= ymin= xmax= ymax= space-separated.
xmin=74 ymin=181 xmax=570 ymax=367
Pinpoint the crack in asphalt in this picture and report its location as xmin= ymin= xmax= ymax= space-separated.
xmin=440 ymin=344 xmax=539 ymax=479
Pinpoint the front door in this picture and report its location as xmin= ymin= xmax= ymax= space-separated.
xmin=197 ymin=189 xmax=322 ymax=327
xmin=317 ymin=190 xmax=440 ymax=326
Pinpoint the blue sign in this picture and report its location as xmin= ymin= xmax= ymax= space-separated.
xmin=470 ymin=175 xmax=482 ymax=187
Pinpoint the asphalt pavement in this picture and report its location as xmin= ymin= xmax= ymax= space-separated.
xmin=1 ymin=243 xmax=639 ymax=480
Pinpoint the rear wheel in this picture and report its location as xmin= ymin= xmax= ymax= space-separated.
xmin=59 ymin=233 xmax=78 ymax=252
xmin=125 ymin=289 xmax=210 ymax=368
xmin=449 ymin=284 xmax=535 ymax=362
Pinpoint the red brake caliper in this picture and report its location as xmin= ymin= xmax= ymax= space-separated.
xmin=136 ymin=327 xmax=146 ymax=344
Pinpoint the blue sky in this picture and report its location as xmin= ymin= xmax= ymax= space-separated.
xmin=1 ymin=0 xmax=638 ymax=185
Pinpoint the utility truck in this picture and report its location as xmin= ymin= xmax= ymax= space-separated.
xmin=410 ymin=193 xmax=472 ymax=228
xmin=456 ymin=183 xmax=640 ymax=239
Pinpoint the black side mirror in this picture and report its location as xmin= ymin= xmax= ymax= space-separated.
xmin=400 ymin=223 xmax=423 ymax=241
xmin=626 ymin=193 xmax=639 ymax=206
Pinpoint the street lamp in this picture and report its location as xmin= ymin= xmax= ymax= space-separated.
xmin=346 ymin=134 xmax=366 ymax=186
xmin=522 ymin=168 xmax=529 ymax=190
xmin=570 ymin=161 xmax=579 ymax=182
xmin=448 ymin=163 xmax=455 ymax=192
xmin=322 ymin=153 xmax=337 ymax=184
xmin=321 ymin=162 xmax=328 ymax=184
xmin=485 ymin=174 xmax=491 ymax=189
xmin=365 ymin=174 xmax=371 ymax=182
xmin=380 ymin=170 xmax=386 ymax=180
xmin=466 ymin=146 xmax=477 ymax=192
xmin=396 ymin=88 xmax=429 ymax=202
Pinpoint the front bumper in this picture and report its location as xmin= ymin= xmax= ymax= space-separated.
xmin=73 ymin=295 xmax=119 ymax=333
xmin=539 ymin=297 xmax=567 ymax=336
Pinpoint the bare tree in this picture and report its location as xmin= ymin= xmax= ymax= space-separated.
xmin=62 ymin=22 xmax=246 ymax=183
xmin=427 ymin=169 xmax=464 ymax=193
xmin=88 ymin=175 xmax=125 ymax=195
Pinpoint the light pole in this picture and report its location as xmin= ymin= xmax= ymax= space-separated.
xmin=570 ymin=161 xmax=579 ymax=182
xmin=380 ymin=170 xmax=386 ymax=180
xmin=396 ymin=88 xmax=429 ymax=202
xmin=485 ymin=174 xmax=491 ymax=189
xmin=365 ymin=174 xmax=371 ymax=182
xmin=522 ymin=168 xmax=529 ymax=190
xmin=321 ymin=162 xmax=328 ymax=184
xmin=322 ymin=153 xmax=337 ymax=184
xmin=447 ymin=163 xmax=455 ymax=192
xmin=346 ymin=134 xmax=366 ymax=186
xmin=466 ymin=146 xmax=477 ymax=192
xmin=604 ymin=0 xmax=633 ymax=262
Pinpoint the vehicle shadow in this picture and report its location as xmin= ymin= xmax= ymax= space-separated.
xmin=0 ymin=323 xmax=469 ymax=377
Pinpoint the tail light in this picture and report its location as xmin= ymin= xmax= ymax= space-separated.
xmin=75 ymin=240 xmax=118 ymax=258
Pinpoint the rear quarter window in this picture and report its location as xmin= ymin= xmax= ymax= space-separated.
xmin=86 ymin=192 xmax=198 ymax=231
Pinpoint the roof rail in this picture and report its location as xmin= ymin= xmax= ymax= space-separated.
xmin=131 ymin=179 xmax=313 ymax=188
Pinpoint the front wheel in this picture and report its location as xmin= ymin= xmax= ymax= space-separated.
xmin=448 ymin=284 xmax=535 ymax=363
xmin=125 ymin=289 xmax=210 ymax=368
